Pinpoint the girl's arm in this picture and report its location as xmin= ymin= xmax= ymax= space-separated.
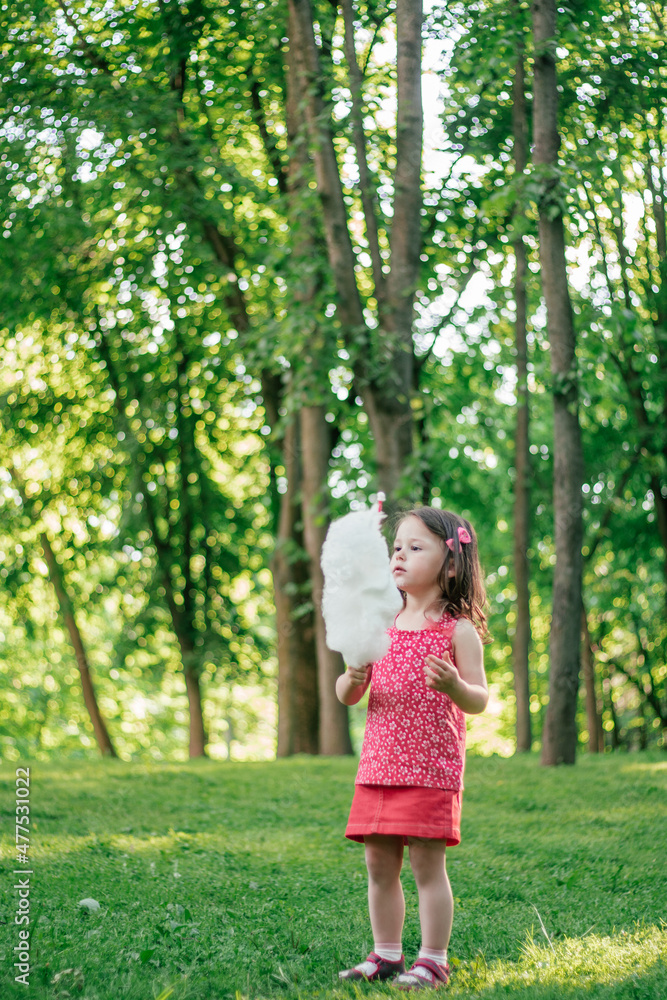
xmin=336 ymin=664 xmax=372 ymax=706
xmin=424 ymin=619 xmax=488 ymax=715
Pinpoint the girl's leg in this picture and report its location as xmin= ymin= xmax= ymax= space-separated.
xmin=339 ymin=835 xmax=406 ymax=980
xmin=407 ymin=837 xmax=453 ymax=951
xmin=364 ymin=834 xmax=405 ymax=945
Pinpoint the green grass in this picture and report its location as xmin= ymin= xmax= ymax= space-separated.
xmin=0 ymin=752 xmax=666 ymax=999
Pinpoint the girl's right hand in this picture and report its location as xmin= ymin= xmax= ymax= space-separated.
xmin=336 ymin=663 xmax=372 ymax=705
xmin=347 ymin=663 xmax=372 ymax=686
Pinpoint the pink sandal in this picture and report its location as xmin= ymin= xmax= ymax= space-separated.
xmin=395 ymin=958 xmax=450 ymax=990
xmin=338 ymin=952 xmax=405 ymax=982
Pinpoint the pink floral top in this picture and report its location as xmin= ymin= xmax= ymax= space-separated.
xmin=356 ymin=615 xmax=466 ymax=791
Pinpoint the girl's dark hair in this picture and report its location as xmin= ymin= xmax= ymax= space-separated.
xmin=396 ymin=507 xmax=489 ymax=641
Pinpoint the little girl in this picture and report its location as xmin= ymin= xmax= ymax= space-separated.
xmin=336 ymin=507 xmax=489 ymax=991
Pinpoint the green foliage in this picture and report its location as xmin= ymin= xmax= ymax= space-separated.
xmin=0 ymin=0 xmax=665 ymax=759
xmin=0 ymin=754 xmax=665 ymax=998
xmin=0 ymin=0 xmax=286 ymax=757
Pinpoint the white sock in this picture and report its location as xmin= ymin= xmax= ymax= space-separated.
xmin=418 ymin=947 xmax=447 ymax=966
xmin=353 ymin=959 xmax=380 ymax=976
xmin=404 ymin=948 xmax=448 ymax=984
xmin=353 ymin=945 xmax=401 ymax=976
xmin=374 ymin=943 xmax=403 ymax=962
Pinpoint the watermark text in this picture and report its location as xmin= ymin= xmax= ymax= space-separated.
xmin=14 ymin=767 xmax=31 ymax=987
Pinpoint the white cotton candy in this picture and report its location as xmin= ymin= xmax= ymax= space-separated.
xmin=320 ymin=503 xmax=403 ymax=668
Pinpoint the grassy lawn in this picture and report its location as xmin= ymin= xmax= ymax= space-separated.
xmin=0 ymin=751 xmax=665 ymax=999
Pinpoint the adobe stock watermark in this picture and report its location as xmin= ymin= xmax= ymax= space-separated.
xmin=14 ymin=766 xmax=31 ymax=987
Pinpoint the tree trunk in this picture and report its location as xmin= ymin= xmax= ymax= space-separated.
xmin=581 ymin=608 xmax=604 ymax=753
xmin=39 ymin=533 xmax=117 ymax=758
xmin=287 ymin=0 xmax=367 ymax=335
xmin=282 ymin=18 xmax=349 ymax=754
xmin=363 ymin=0 xmax=422 ymax=498
xmin=176 ymin=635 xmax=207 ymax=759
xmin=300 ymin=406 xmax=353 ymax=754
xmin=273 ymin=418 xmax=320 ymax=756
xmin=511 ymin=19 xmax=532 ymax=753
xmin=359 ymin=388 xmax=414 ymax=500
xmin=390 ymin=0 xmax=423 ymax=317
xmin=532 ymin=0 xmax=585 ymax=766
xmin=602 ymin=666 xmax=620 ymax=750
xmin=644 ymin=148 xmax=667 ymax=595
xmin=287 ymin=0 xmax=418 ymax=501
xmin=341 ymin=0 xmax=386 ymax=297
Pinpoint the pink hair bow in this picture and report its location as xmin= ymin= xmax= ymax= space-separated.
xmin=446 ymin=526 xmax=472 ymax=551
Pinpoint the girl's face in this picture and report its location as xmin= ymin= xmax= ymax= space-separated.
xmin=391 ymin=515 xmax=445 ymax=597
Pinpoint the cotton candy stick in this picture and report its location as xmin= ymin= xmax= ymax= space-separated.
xmin=320 ymin=494 xmax=403 ymax=668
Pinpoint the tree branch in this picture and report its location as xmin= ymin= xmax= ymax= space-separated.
xmin=250 ymin=79 xmax=289 ymax=195
xmin=414 ymin=259 xmax=480 ymax=376
xmin=341 ymin=0 xmax=386 ymax=298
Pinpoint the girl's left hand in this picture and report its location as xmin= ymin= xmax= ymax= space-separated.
xmin=424 ymin=653 xmax=461 ymax=695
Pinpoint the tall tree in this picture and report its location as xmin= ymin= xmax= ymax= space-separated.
xmin=531 ymin=0 xmax=584 ymax=765
xmin=510 ymin=9 xmax=532 ymax=752
xmin=287 ymin=0 xmax=423 ymax=499
xmin=264 ymin=0 xmax=353 ymax=754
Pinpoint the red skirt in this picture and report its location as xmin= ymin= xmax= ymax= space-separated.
xmin=345 ymin=784 xmax=462 ymax=846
